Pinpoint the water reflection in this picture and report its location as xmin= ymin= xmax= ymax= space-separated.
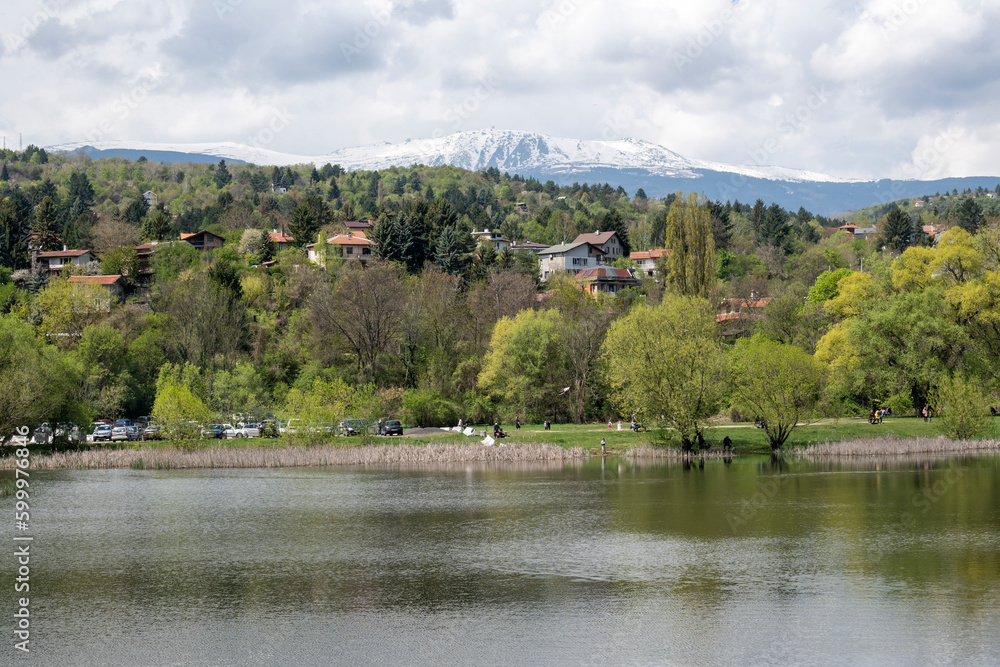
xmin=1 ymin=455 xmax=998 ymax=665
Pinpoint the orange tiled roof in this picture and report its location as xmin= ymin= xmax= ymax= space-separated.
xmin=269 ymin=232 xmax=295 ymax=243
xmin=68 ymin=275 xmax=122 ymax=285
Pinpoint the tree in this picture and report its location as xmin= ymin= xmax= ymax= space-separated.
xmin=807 ymin=268 xmax=851 ymax=303
xmin=310 ymin=263 xmax=405 ymax=381
xmin=434 ymin=226 xmax=468 ymax=275
xmin=478 ymin=308 xmax=570 ymax=421
xmin=758 ymin=203 xmax=789 ymax=247
xmin=931 ymin=374 xmax=992 ymax=439
xmin=143 ymin=208 xmax=171 ymax=241
xmin=288 ymin=205 xmax=319 ymax=247
xmin=955 ymin=198 xmax=984 ymax=233
xmin=730 ymin=335 xmax=825 ymax=450
xmin=91 ymin=215 xmax=141 ymax=253
xmin=597 ymin=209 xmax=631 ymax=256
xmin=371 ymin=214 xmax=413 ymax=268
xmin=880 ymin=207 xmax=912 ymax=254
xmin=0 ymin=197 xmax=29 ymax=268
xmin=31 ymin=196 xmax=61 ymax=251
xmin=152 ymin=363 xmax=211 ymax=437
xmin=214 ymin=160 xmax=232 ymax=189
xmin=602 ymin=295 xmax=728 ymax=450
xmin=663 ymin=192 xmax=716 ymax=297
xmin=0 ymin=164 xmax=8 ymax=182
xmin=68 ymin=171 xmax=96 ymax=206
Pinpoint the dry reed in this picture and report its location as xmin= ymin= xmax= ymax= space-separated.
xmin=625 ymin=446 xmax=736 ymax=460
xmin=797 ymin=436 xmax=1000 ymax=458
xmin=0 ymin=442 xmax=586 ymax=471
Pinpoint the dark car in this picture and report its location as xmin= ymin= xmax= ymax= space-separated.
xmin=200 ymin=424 xmax=225 ymax=439
xmin=338 ymin=419 xmax=366 ymax=436
xmin=380 ymin=420 xmax=403 ymax=436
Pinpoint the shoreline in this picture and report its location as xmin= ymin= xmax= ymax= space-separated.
xmin=3 ymin=436 xmax=1000 ymax=471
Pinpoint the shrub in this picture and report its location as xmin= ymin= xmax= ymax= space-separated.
xmin=931 ymin=375 xmax=992 ymax=440
xmin=402 ymin=388 xmax=457 ymax=427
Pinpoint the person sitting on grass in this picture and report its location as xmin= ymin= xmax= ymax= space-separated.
xmin=494 ymin=423 xmax=507 ymax=438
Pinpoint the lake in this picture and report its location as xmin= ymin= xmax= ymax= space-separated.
xmin=2 ymin=454 xmax=999 ymax=665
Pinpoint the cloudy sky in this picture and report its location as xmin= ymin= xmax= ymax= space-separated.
xmin=1 ymin=0 xmax=999 ymax=180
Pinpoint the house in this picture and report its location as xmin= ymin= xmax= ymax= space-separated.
xmin=629 ymin=249 xmax=669 ymax=276
xmin=716 ymin=295 xmax=772 ymax=338
xmin=515 ymin=202 xmax=528 ymax=213
xmin=836 ymin=224 xmax=877 ymax=240
xmin=922 ymin=224 xmax=943 ymax=240
xmin=306 ymin=232 xmax=372 ymax=265
xmin=143 ymin=191 xmax=157 ymax=207
xmin=536 ymin=242 xmax=606 ymax=281
xmin=574 ymin=230 xmax=624 ymax=261
xmin=914 ymin=200 xmax=926 ymax=208
xmin=575 ymin=267 xmax=640 ymax=295
xmin=471 ymin=228 xmax=512 ymax=252
xmin=35 ymin=249 xmax=93 ymax=274
xmin=134 ymin=242 xmax=160 ymax=279
xmin=268 ymin=231 xmax=295 ymax=252
xmin=271 ymin=184 xmax=287 ymax=193
xmin=68 ymin=275 xmax=125 ymax=308
xmin=344 ymin=220 xmax=373 ymax=232
xmin=510 ymin=241 xmax=550 ymax=255
xmin=180 ymin=231 xmax=225 ymax=251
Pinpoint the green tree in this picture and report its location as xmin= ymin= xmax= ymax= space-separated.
xmin=931 ymin=374 xmax=992 ymax=439
xmin=602 ymin=295 xmax=728 ymax=450
xmin=288 ymin=205 xmax=319 ymax=247
xmin=434 ymin=226 xmax=468 ymax=275
xmin=101 ymin=247 xmax=140 ymax=285
xmin=955 ymin=198 xmax=984 ymax=233
xmin=730 ymin=335 xmax=825 ymax=450
xmin=152 ymin=362 xmax=211 ymax=437
xmin=143 ymin=208 xmax=171 ymax=241
xmin=214 ymin=160 xmax=232 ymax=189
xmin=807 ymin=268 xmax=852 ymax=303
xmin=31 ymin=196 xmax=61 ymax=251
xmin=0 ymin=164 xmax=9 ymax=182
xmin=478 ymin=308 xmax=570 ymax=421
xmin=758 ymin=203 xmax=789 ymax=247
xmin=880 ymin=207 xmax=912 ymax=254
xmin=663 ymin=192 xmax=716 ymax=297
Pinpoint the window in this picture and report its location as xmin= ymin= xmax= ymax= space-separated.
xmin=346 ymin=247 xmax=354 ymax=255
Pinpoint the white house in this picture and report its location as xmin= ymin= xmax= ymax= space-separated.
xmin=537 ymin=242 xmax=606 ymax=281
xmin=35 ymin=249 xmax=93 ymax=274
xmin=629 ymin=248 xmax=669 ymax=276
xmin=471 ymin=228 xmax=512 ymax=252
xmin=574 ymin=230 xmax=624 ymax=261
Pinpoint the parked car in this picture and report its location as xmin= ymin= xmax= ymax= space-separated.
xmin=239 ymin=423 xmax=261 ymax=438
xmin=125 ymin=425 xmax=141 ymax=441
xmin=338 ymin=419 xmax=366 ymax=436
xmin=142 ymin=424 xmax=162 ymax=440
xmin=92 ymin=424 xmax=113 ymax=442
xmin=201 ymin=424 xmax=225 ymax=439
xmin=111 ymin=425 xmax=129 ymax=442
xmin=379 ymin=420 xmax=404 ymax=436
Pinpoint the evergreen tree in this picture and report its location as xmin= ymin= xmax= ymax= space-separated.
xmin=31 ymin=196 xmax=61 ymax=251
xmin=0 ymin=163 xmax=8 ymax=182
xmin=271 ymin=166 xmax=282 ymax=187
xmin=749 ymin=198 xmax=766 ymax=237
xmin=880 ymin=207 xmax=912 ymax=254
xmin=634 ymin=188 xmax=648 ymax=200
xmin=956 ymin=198 xmax=984 ymax=233
xmin=371 ymin=214 xmax=413 ymax=268
xmin=68 ymin=172 xmax=95 ymax=206
xmin=758 ymin=203 xmax=789 ymax=248
xmin=214 ymin=160 xmax=232 ymax=189
xmin=144 ymin=208 xmax=172 ymax=241
xmin=327 ymin=178 xmax=340 ymax=201
xmin=288 ymin=204 xmax=319 ymax=247
xmin=434 ymin=226 xmax=467 ymax=275
xmin=597 ymin=209 xmax=631 ymax=256
xmin=309 ymin=167 xmax=320 ymax=184
xmin=0 ymin=198 xmax=28 ymax=268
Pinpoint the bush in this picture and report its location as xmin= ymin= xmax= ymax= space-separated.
xmin=402 ymin=389 xmax=458 ymax=428
xmin=931 ymin=375 xmax=992 ymax=439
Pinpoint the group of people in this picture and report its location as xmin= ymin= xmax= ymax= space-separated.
xmin=869 ymin=407 xmax=890 ymax=424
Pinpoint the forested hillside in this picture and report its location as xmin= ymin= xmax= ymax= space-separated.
xmin=1 ymin=146 xmax=998 ymax=442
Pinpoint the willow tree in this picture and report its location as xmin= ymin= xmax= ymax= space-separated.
xmin=602 ymin=294 xmax=727 ymax=450
xmin=663 ymin=192 xmax=716 ymax=297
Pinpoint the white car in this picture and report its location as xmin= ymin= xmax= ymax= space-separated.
xmin=222 ymin=423 xmax=260 ymax=439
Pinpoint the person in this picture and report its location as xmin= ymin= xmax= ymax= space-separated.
xmin=722 ymin=435 xmax=733 ymax=452
xmin=544 ymin=419 xmax=551 ymax=430
xmin=616 ymin=421 xmax=622 ymax=431
xmin=631 ymin=417 xmax=638 ymax=432
xmin=601 ymin=437 xmax=606 ymax=454
xmin=923 ymin=406 xmax=928 ymax=422
xmin=928 ymin=407 xmax=933 ymax=423
xmin=515 ymin=417 xmax=520 ymax=430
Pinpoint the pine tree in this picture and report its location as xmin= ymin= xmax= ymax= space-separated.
xmin=749 ymin=199 xmax=766 ymax=237
xmin=758 ymin=203 xmax=789 ymax=248
xmin=434 ymin=226 xmax=467 ymax=275
xmin=30 ymin=196 xmax=62 ymax=251
xmin=880 ymin=206 xmax=912 ymax=254
xmin=288 ymin=205 xmax=319 ymax=247
xmin=0 ymin=163 xmax=8 ymax=182
xmin=214 ymin=160 xmax=232 ymax=189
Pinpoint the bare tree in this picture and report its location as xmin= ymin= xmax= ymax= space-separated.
xmin=311 ymin=262 xmax=404 ymax=381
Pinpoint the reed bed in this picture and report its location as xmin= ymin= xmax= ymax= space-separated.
xmin=0 ymin=442 xmax=586 ymax=471
xmin=796 ymin=436 xmax=1000 ymax=458
xmin=625 ymin=446 xmax=737 ymax=460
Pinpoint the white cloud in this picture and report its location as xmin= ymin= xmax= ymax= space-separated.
xmin=2 ymin=0 xmax=1000 ymax=180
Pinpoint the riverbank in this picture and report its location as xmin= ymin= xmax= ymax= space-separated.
xmin=0 ymin=442 xmax=587 ymax=470
xmin=796 ymin=436 xmax=1000 ymax=457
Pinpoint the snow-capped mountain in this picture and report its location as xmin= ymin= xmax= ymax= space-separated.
xmin=47 ymin=129 xmax=1000 ymax=215
xmin=49 ymin=129 xmax=852 ymax=184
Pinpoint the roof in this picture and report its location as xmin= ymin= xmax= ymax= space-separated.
xmin=181 ymin=230 xmax=225 ymax=241
xmin=68 ymin=275 xmax=122 ymax=286
xmin=511 ymin=241 xmax=550 ymax=249
xmin=719 ymin=297 xmax=773 ymax=309
xmin=269 ymin=232 xmax=295 ymax=243
xmin=716 ymin=312 xmax=761 ymax=323
xmin=327 ymin=234 xmax=371 ymax=246
xmin=575 ymin=268 xmax=638 ymax=280
xmin=574 ymin=231 xmax=620 ymax=246
xmin=537 ymin=242 xmax=605 ymax=256
xmin=630 ymin=249 xmax=669 ymax=261
xmin=37 ymin=249 xmax=90 ymax=259
xmin=344 ymin=220 xmax=372 ymax=229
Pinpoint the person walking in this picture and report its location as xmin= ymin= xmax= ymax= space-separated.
xmin=515 ymin=417 xmax=520 ymax=430
xmin=601 ymin=438 xmax=606 ymax=455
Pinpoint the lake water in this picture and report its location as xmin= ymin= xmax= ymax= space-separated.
xmin=3 ymin=454 xmax=1000 ymax=665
